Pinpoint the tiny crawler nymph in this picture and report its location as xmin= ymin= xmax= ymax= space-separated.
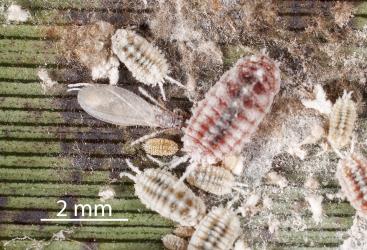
xmin=68 ymin=83 xmax=182 ymax=129
xmin=120 ymin=159 xmax=207 ymax=226
xmin=143 ymin=138 xmax=179 ymax=156
xmin=111 ymin=29 xmax=185 ymax=101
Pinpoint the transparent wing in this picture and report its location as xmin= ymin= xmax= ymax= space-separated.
xmin=77 ymin=85 xmax=162 ymax=127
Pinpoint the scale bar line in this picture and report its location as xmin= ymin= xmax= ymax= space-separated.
xmin=40 ymin=218 xmax=129 ymax=222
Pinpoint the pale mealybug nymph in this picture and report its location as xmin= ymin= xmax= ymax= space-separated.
xmin=187 ymin=164 xmax=239 ymax=196
xmin=143 ymin=138 xmax=179 ymax=156
xmin=162 ymin=234 xmax=188 ymax=250
xmin=328 ymin=91 xmax=357 ymax=149
xmin=68 ymin=84 xmax=182 ymax=129
xmin=120 ymin=159 xmax=207 ymax=227
xmin=111 ymin=29 xmax=185 ymax=101
xmin=188 ymin=207 xmax=241 ymax=250
xmin=146 ymin=154 xmax=247 ymax=196
xmin=336 ymin=152 xmax=367 ymax=216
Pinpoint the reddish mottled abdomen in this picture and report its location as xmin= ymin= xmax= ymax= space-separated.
xmin=183 ymin=55 xmax=281 ymax=164
xmin=337 ymin=153 xmax=367 ymax=215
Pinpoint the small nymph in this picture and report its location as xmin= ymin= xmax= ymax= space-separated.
xmin=188 ymin=207 xmax=241 ymax=250
xmin=111 ymin=29 xmax=185 ymax=101
xmin=120 ymin=159 xmax=207 ymax=227
xmin=187 ymin=164 xmax=245 ymax=196
xmin=143 ymin=138 xmax=179 ymax=156
xmin=328 ymin=91 xmax=357 ymax=149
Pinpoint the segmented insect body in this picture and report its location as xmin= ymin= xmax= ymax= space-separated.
xmin=162 ymin=234 xmax=188 ymax=250
xmin=183 ymin=55 xmax=281 ymax=165
xmin=187 ymin=165 xmax=235 ymax=195
xmin=75 ymin=84 xmax=182 ymax=128
xmin=111 ymin=29 xmax=168 ymax=86
xmin=121 ymin=161 xmax=206 ymax=226
xmin=111 ymin=29 xmax=183 ymax=100
xmin=188 ymin=207 xmax=241 ymax=250
xmin=336 ymin=153 xmax=367 ymax=215
xmin=143 ymin=138 xmax=179 ymax=156
xmin=328 ymin=91 xmax=357 ymax=149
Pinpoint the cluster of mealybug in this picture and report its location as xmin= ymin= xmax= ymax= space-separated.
xmin=328 ymin=91 xmax=357 ymax=149
xmin=183 ymin=55 xmax=281 ymax=165
xmin=70 ymin=53 xmax=281 ymax=249
xmin=143 ymin=138 xmax=179 ymax=156
xmin=111 ymin=29 xmax=184 ymax=101
xmin=188 ymin=207 xmax=241 ymax=250
xmin=121 ymin=160 xmax=206 ymax=226
xmin=336 ymin=153 xmax=367 ymax=215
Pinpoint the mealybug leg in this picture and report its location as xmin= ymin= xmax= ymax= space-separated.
xmin=175 ymin=162 xmax=197 ymax=186
xmin=120 ymin=172 xmax=137 ymax=182
xmin=131 ymin=128 xmax=174 ymax=146
xmin=138 ymin=87 xmax=167 ymax=111
xmin=146 ymin=155 xmax=168 ymax=167
xmin=68 ymin=83 xmax=93 ymax=88
xmin=67 ymin=88 xmax=82 ymax=92
xmin=158 ymin=82 xmax=167 ymax=101
xmin=350 ymin=136 xmax=356 ymax=155
xmin=227 ymin=193 xmax=242 ymax=210
xmin=234 ymin=182 xmax=248 ymax=188
xmin=327 ymin=138 xmax=345 ymax=159
xmin=168 ymin=155 xmax=190 ymax=170
xmin=67 ymin=83 xmax=93 ymax=92
xmin=125 ymin=159 xmax=142 ymax=174
xmin=165 ymin=76 xmax=186 ymax=89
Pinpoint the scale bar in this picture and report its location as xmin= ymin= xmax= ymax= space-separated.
xmin=41 ymin=218 xmax=129 ymax=222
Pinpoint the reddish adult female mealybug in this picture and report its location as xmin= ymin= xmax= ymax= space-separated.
xmin=182 ymin=54 xmax=281 ymax=165
xmin=336 ymin=153 xmax=367 ymax=216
